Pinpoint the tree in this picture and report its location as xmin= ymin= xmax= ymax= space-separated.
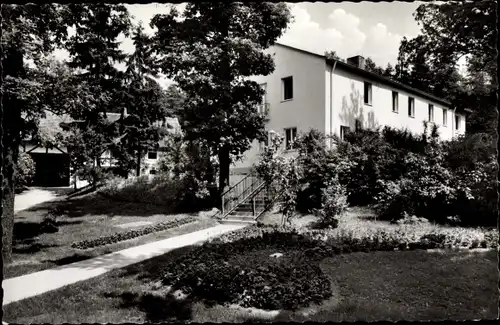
xmin=383 ymin=63 xmax=395 ymax=78
xmin=112 ymin=23 xmax=170 ymax=177
xmin=396 ymin=0 xmax=496 ymax=135
xmin=62 ymin=4 xmax=132 ymax=182
xmin=363 ymin=57 xmax=384 ymax=75
xmin=150 ymin=3 xmax=292 ymax=195
xmin=164 ymin=84 xmax=187 ymax=125
xmin=1 ymin=4 xmax=74 ymax=262
xmin=324 ymin=50 xmax=342 ymax=61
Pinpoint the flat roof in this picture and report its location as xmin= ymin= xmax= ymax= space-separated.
xmin=274 ymin=42 xmax=456 ymax=109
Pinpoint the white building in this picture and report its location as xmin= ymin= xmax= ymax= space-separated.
xmin=232 ymin=43 xmax=468 ymax=173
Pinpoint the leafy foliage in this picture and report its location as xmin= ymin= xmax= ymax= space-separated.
xmin=395 ymin=0 xmax=497 ymax=135
xmin=254 ymin=133 xmax=301 ymax=226
xmin=151 ymin=3 xmax=292 ymax=193
xmin=15 ymin=153 xmax=36 ymax=192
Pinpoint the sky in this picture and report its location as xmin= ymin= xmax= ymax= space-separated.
xmin=54 ymin=2 xmax=427 ymax=88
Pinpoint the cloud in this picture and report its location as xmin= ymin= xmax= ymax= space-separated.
xmin=363 ymin=23 xmax=405 ymax=66
xmin=278 ymin=5 xmax=344 ymax=56
xmin=278 ymin=4 xmax=406 ymax=66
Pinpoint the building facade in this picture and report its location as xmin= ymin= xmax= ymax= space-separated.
xmin=232 ymin=43 xmax=467 ymax=173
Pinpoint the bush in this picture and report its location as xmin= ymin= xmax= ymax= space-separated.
xmin=71 ymin=217 xmax=196 ymax=249
xmin=100 ymin=174 xmax=214 ymax=213
xmin=15 ymin=152 xmax=36 ymax=192
xmin=40 ymin=213 xmax=59 ymax=233
xmin=313 ymin=177 xmax=348 ymax=228
xmin=394 ymin=212 xmax=430 ymax=225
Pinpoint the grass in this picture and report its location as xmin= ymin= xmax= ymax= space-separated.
xmin=276 ymin=249 xmax=498 ymax=322
xmin=4 ymin=246 xmax=497 ymax=323
xmin=7 ymin=191 xmax=219 ymax=279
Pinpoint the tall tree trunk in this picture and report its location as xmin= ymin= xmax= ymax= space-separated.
xmin=2 ymin=99 xmax=21 ymax=264
xmin=218 ymin=146 xmax=230 ymax=195
xmin=2 ymin=52 xmax=25 ymax=264
xmin=136 ymin=149 xmax=142 ymax=177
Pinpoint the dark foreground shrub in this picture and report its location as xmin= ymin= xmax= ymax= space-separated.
xmin=40 ymin=213 xmax=59 ymax=233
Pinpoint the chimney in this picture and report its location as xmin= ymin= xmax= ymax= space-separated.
xmin=347 ymin=55 xmax=365 ymax=69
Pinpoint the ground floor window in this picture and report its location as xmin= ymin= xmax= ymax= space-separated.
xmin=340 ymin=125 xmax=351 ymax=140
xmin=148 ymin=151 xmax=158 ymax=160
xmin=284 ymin=127 xmax=297 ymax=150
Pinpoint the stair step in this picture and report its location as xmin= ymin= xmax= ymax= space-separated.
xmin=219 ymin=219 xmax=257 ymax=225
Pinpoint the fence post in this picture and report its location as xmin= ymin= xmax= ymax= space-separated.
xmin=252 ymin=196 xmax=256 ymax=216
xmin=221 ymin=195 xmax=225 ymax=215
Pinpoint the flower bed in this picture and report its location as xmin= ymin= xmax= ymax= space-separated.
xmin=212 ymin=224 xmax=499 ymax=251
xmin=163 ymin=230 xmax=332 ymax=311
xmin=71 ymin=217 xmax=197 ymax=249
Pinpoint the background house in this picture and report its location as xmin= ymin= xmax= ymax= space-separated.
xmin=19 ymin=111 xmax=72 ymax=187
xmin=231 ymin=43 xmax=469 ymax=173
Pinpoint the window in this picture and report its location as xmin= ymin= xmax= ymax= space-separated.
xmin=259 ymin=131 xmax=270 ymax=151
xmin=442 ymin=109 xmax=448 ymax=126
xmin=455 ymin=115 xmax=461 ymax=130
xmin=355 ymin=119 xmax=362 ymax=132
xmin=364 ymin=82 xmax=372 ymax=105
xmin=282 ymin=76 xmax=293 ymax=100
xmin=340 ymin=125 xmax=351 ymax=141
xmin=148 ymin=151 xmax=157 ymax=160
xmin=392 ymin=92 xmax=399 ymax=113
xmin=428 ymin=104 xmax=434 ymax=122
xmin=408 ymin=97 xmax=415 ymax=117
xmin=284 ymin=127 xmax=297 ymax=150
xmin=260 ymin=83 xmax=267 ymax=105
xmin=149 ymin=169 xmax=157 ymax=175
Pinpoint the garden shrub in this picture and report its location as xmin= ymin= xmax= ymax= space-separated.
xmin=15 ymin=152 xmax=36 ymax=192
xmin=40 ymin=213 xmax=59 ymax=233
xmin=100 ymin=173 xmax=213 ymax=213
xmin=313 ymin=176 xmax=348 ymax=228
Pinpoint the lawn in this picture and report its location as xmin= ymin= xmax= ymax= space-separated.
xmin=6 ymin=191 xmax=219 ymax=279
xmin=3 ymin=247 xmax=497 ymax=323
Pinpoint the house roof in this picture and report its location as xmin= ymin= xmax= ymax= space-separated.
xmin=274 ymin=43 xmax=463 ymax=111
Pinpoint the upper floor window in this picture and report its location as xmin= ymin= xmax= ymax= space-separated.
xmin=442 ymin=109 xmax=448 ymax=126
xmin=284 ymin=127 xmax=297 ymax=150
xmin=392 ymin=91 xmax=399 ymax=113
xmin=364 ymin=82 xmax=372 ymax=105
xmin=455 ymin=115 xmax=461 ymax=130
xmin=148 ymin=151 xmax=158 ymax=160
xmin=428 ymin=104 xmax=434 ymax=122
xmin=340 ymin=125 xmax=351 ymax=141
xmin=408 ymin=97 xmax=415 ymax=117
xmin=282 ymin=76 xmax=293 ymax=101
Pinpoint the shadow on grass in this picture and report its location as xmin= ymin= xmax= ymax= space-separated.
xmin=104 ymin=291 xmax=194 ymax=323
xmin=13 ymin=243 xmax=59 ymax=254
xmin=13 ymin=222 xmax=42 ymax=240
xmin=44 ymin=253 xmax=93 ymax=266
xmin=44 ymin=193 xmax=175 ymax=218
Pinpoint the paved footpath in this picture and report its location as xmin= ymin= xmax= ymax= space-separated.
xmin=3 ymin=223 xmax=246 ymax=305
xmin=14 ymin=188 xmax=59 ymax=212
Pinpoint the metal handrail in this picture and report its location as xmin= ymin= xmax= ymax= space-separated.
xmin=222 ymin=173 xmax=263 ymax=215
xmin=222 ymin=170 xmax=254 ymax=196
xmin=222 ymin=180 xmax=267 ymax=218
